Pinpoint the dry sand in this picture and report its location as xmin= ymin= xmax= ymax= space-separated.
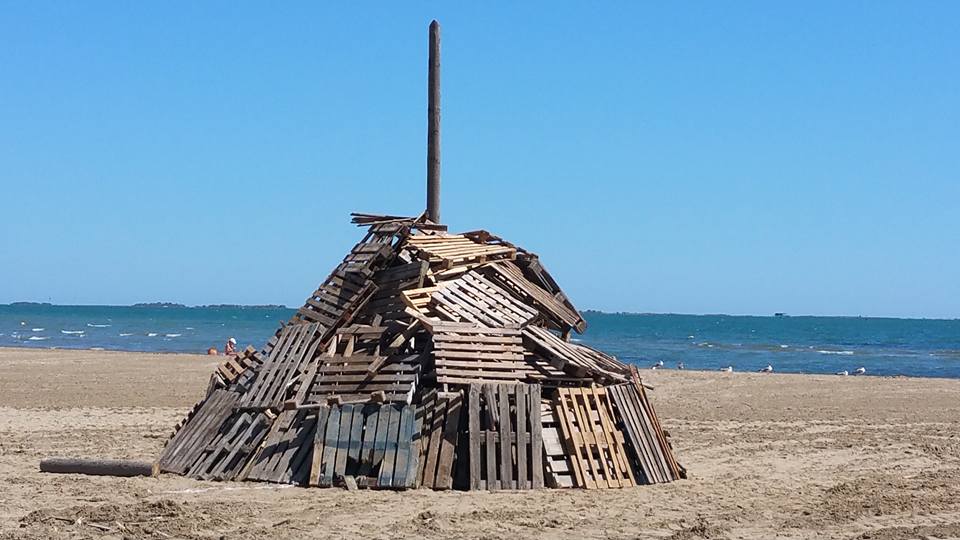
xmin=1 ymin=347 xmax=959 ymax=540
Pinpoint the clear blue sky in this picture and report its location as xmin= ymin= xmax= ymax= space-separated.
xmin=1 ymin=3 xmax=957 ymax=318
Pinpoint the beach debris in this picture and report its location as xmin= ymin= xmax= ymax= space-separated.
xmin=759 ymin=364 xmax=773 ymax=373
xmin=156 ymin=214 xmax=684 ymax=490
xmin=39 ymin=457 xmax=158 ymax=477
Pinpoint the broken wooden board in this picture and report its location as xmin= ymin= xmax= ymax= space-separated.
xmin=466 ymin=383 xmax=543 ymax=491
xmin=552 ymin=387 xmax=635 ymax=489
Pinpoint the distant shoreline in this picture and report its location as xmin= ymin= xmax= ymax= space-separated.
xmin=4 ymin=302 xmax=290 ymax=309
xmin=3 ymin=303 xmax=955 ymax=320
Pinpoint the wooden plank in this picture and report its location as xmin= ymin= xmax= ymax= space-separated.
xmin=421 ymin=396 xmax=445 ymax=488
xmin=334 ymin=404 xmax=355 ymax=478
xmin=497 ymin=385 xmax=513 ymax=490
xmin=309 ymin=406 xmax=331 ymax=486
xmin=318 ymin=405 xmax=341 ymax=487
xmin=530 ymin=386 xmax=544 ymax=489
xmin=515 ymin=384 xmax=528 ymax=490
xmin=485 ymin=430 xmax=498 ymax=491
xmin=356 ymin=405 xmax=379 ymax=478
xmin=468 ymin=385 xmax=482 ymax=490
xmin=370 ymin=404 xmax=391 ymax=486
xmin=378 ymin=405 xmax=401 ymax=488
xmin=392 ymin=405 xmax=415 ymax=489
xmin=435 ymin=392 xmax=462 ymax=490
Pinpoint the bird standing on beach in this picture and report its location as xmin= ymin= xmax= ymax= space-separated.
xmin=651 ymin=360 xmax=664 ymax=370
xmin=759 ymin=364 xmax=773 ymax=373
xmin=720 ymin=366 xmax=733 ymax=373
xmin=854 ymin=367 xmax=866 ymax=375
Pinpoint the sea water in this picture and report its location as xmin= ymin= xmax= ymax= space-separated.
xmin=2 ymin=305 xmax=958 ymax=378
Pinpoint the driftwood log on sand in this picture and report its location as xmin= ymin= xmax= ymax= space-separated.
xmin=39 ymin=457 xmax=158 ymax=477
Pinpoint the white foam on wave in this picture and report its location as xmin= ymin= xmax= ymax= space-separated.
xmin=818 ymin=350 xmax=854 ymax=355
xmin=185 ymin=327 xmax=194 ymax=330
xmin=147 ymin=333 xmax=158 ymax=337
xmin=165 ymin=333 xmax=182 ymax=338
xmin=28 ymin=336 xmax=49 ymax=341
xmin=90 ymin=347 xmax=104 ymax=351
xmin=119 ymin=333 xmax=133 ymax=337
xmin=87 ymin=323 xmax=111 ymax=328
xmin=61 ymin=330 xmax=85 ymax=335
xmin=780 ymin=344 xmax=789 ymax=348
xmin=32 ymin=328 xmax=45 ymax=332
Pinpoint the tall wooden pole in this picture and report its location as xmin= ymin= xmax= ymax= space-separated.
xmin=426 ymin=20 xmax=441 ymax=223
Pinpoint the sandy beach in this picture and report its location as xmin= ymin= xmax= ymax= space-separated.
xmin=1 ymin=347 xmax=958 ymax=540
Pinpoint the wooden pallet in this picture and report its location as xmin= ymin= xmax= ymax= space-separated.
xmin=540 ymin=398 xmax=575 ymax=488
xmin=359 ymin=261 xmax=429 ymax=323
xmin=406 ymin=233 xmax=516 ymax=269
xmin=185 ymin=410 xmax=272 ymax=481
xmin=552 ymin=387 xmax=635 ymax=489
xmin=241 ymin=322 xmax=323 ymax=410
xmin=308 ymin=403 xmax=418 ymax=489
xmin=298 ymin=353 xmax=422 ymax=404
xmin=466 ymin=383 xmax=543 ymax=490
xmin=244 ymin=408 xmax=319 ymax=485
xmin=431 ymin=324 xmax=533 ymax=385
xmin=159 ymin=390 xmax=239 ymax=474
xmin=417 ymin=390 xmax=464 ymax=490
xmin=428 ymin=272 xmax=538 ymax=328
xmin=523 ymin=326 xmax=628 ymax=383
xmin=479 ymin=261 xmax=585 ymax=333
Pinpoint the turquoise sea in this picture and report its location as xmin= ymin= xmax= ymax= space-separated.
xmin=2 ymin=304 xmax=958 ymax=378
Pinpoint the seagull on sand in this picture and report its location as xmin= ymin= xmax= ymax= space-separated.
xmin=853 ymin=367 xmax=866 ymax=375
xmin=719 ymin=366 xmax=733 ymax=373
xmin=836 ymin=370 xmax=849 ymax=376
xmin=651 ymin=359 xmax=664 ymax=370
xmin=759 ymin=364 xmax=773 ymax=373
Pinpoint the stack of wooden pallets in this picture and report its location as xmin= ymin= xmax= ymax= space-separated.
xmin=158 ymin=213 xmax=684 ymax=490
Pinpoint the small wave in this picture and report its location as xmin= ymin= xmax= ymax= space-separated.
xmin=119 ymin=333 xmax=133 ymax=337
xmin=87 ymin=323 xmax=111 ymax=328
xmin=31 ymin=328 xmax=45 ymax=332
xmin=779 ymin=344 xmax=789 ymax=349
xmin=61 ymin=330 xmax=85 ymax=335
xmin=28 ymin=336 xmax=49 ymax=341
xmin=147 ymin=333 xmax=158 ymax=337
xmin=185 ymin=327 xmax=194 ymax=330
xmin=818 ymin=350 xmax=854 ymax=355
xmin=165 ymin=333 xmax=182 ymax=338
xmin=90 ymin=347 xmax=105 ymax=351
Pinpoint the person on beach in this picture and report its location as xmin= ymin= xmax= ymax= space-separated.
xmin=224 ymin=337 xmax=237 ymax=356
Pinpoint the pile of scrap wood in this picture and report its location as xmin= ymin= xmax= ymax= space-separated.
xmin=158 ymin=213 xmax=684 ymax=489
